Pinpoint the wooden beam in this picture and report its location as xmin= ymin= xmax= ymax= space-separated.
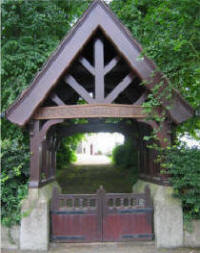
xmin=134 ymin=92 xmax=148 ymax=105
xmin=50 ymin=93 xmax=65 ymax=106
xmin=71 ymin=60 xmax=127 ymax=75
xmin=104 ymin=73 xmax=134 ymax=103
xmin=104 ymin=56 xmax=119 ymax=75
xmin=64 ymin=75 xmax=95 ymax=104
xmin=79 ymin=57 xmax=95 ymax=76
xmin=94 ymin=39 xmax=104 ymax=102
xmin=34 ymin=104 xmax=146 ymax=120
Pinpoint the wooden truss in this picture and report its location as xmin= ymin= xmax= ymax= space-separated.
xmin=65 ymin=39 xmax=134 ymax=104
xmin=5 ymin=0 xmax=194 ymax=189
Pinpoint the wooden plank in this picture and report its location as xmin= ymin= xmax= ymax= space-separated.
xmin=104 ymin=56 xmax=119 ymax=75
xmin=94 ymin=39 xmax=104 ymax=102
xmin=64 ymin=75 xmax=95 ymax=104
xmin=34 ymin=104 xmax=146 ymax=120
xmin=79 ymin=57 xmax=95 ymax=76
xmin=104 ymin=73 xmax=134 ymax=103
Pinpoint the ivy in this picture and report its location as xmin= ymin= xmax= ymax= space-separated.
xmin=1 ymin=0 xmax=90 ymax=227
xmin=111 ymin=0 xmax=200 ymax=221
xmin=111 ymin=0 xmax=200 ymax=137
xmin=2 ymin=0 xmax=200 ymax=226
xmin=165 ymin=146 xmax=200 ymax=220
xmin=1 ymin=139 xmax=29 ymax=227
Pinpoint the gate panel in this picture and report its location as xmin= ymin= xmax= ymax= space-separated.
xmin=102 ymin=186 xmax=153 ymax=241
xmin=51 ymin=186 xmax=153 ymax=242
xmin=51 ymin=188 xmax=102 ymax=242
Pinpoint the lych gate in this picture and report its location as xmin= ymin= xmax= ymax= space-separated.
xmin=6 ymin=0 xmax=193 ymax=250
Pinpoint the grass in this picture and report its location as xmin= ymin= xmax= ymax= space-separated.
xmin=56 ymin=164 xmax=136 ymax=194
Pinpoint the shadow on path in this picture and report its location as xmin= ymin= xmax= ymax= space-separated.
xmin=56 ymin=162 xmax=135 ymax=194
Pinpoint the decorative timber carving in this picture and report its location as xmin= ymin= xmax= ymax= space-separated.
xmin=34 ymin=104 xmax=146 ymax=120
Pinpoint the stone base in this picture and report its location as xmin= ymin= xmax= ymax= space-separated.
xmin=1 ymin=225 xmax=20 ymax=250
xmin=184 ymin=220 xmax=200 ymax=247
xmin=20 ymin=181 xmax=60 ymax=251
xmin=133 ymin=180 xmax=183 ymax=248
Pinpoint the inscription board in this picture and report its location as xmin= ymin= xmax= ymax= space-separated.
xmin=34 ymin=104 xmax=146 ymax=120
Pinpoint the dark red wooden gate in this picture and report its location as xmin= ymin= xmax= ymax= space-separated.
xmin=51 ymin=186 xmax=153 ymax=242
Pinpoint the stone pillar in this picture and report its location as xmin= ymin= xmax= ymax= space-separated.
xmin=20 ymin=181 xmax=60 ymax=251
xmin=154 ymin=186 xmax=183 ymax=248
xmin=133 ymin=180 xmax=184 ymax=248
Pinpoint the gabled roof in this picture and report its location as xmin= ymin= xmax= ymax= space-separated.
xmin=6 ymin=0 xmax=194 ymax=127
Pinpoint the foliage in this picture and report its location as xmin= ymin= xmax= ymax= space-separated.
xmin=1 ymin=0 xmax=90 ymax=125
xmin=1 ymin=139 xmax=29 ymax=227
xmin=1 ymin=0 xmax=90 ymax=227
xmin=2 ymin=0 xmax=200 ymax=226
xmin=110 ymin=0 xmax=200 ymax=137
xmin=112 ymin=140 xmax=139 ymax=184
xmin=111 ymin=0 xmax=200 ymax=220
xmin=165 ymin=146 xmax=200 ymax=220
xmin=56 ymin=134 xmax=85 ymax=170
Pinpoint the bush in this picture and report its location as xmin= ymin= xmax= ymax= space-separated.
xmin=1 ymin=0 xmax=89 ymax=227
xmin=1 ymin=139 xmax=29 ymax=227
xmin=112 ymin=140 xmax=139 ymax=183
xmin=166 ymin=146 xmax=200 ymax=220
xmin=56 ymin=134 xmax=84 ymax=170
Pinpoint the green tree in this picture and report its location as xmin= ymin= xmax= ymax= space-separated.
xmin=110 ymin=0 xmax=200 ymax=220
xmin=110 ymin=0 xmax=200 ymax=138
xmin=1 ymin=0 xmax=90 ymax=226
xmin=2 ymin=0 xmax=200 ymax=225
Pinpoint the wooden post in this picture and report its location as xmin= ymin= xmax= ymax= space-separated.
xmin=94 ymin=39 xmax=104 ymax=102
xmin=144 ymin=185 xmax=152 ymax=208
xmin=96 ymin=186 xmax=106 ymax=241
xmin=51 ymin=187 xmax=59 ymax=211
xmin=29 ymin=120 xmax=41 ymax=188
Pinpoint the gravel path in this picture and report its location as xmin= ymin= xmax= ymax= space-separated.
xmin=2 ymin=242 xmax=200 ymax=253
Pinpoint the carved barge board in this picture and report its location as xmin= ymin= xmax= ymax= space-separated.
xmin=34 ymin=104 xmax=146 ymax=120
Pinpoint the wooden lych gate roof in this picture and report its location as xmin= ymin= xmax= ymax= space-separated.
xmin=6 ymin=0 xmax=193 ymax=127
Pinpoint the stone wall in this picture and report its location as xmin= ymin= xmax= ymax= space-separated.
xmin=1 ymin=225 xmax=20 ymax=250
xmin=184 ymin=220 xmax=200 ymax=247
